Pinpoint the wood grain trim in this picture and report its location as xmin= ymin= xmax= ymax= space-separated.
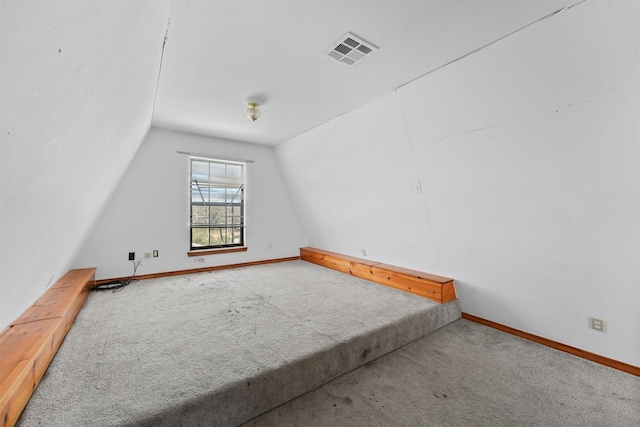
xmin=94 ymin=256 xmax=301 ymax=285
xmin=300 ymin=247 xmax=456 ymax=304
xmin=0 ymin=268 xmax=96 ymax=427
xmin=187 ymin=246 xmax=247 ymax=257
xmin=461 ymin=313 xmax=640 ymax=377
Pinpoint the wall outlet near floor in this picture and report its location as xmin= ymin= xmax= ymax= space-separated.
xmin=589 ymin=317 xmax=605 ymax=332
xmin=153 ymin=250 xmax=158 ymax=257
xmin=128 ymin=252 xmax=135 ymax=261
xmin=361 ymin=249 xmax=367 ymax=257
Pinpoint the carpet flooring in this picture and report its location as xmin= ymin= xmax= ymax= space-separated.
xmin=243 ymin=318 xmax=640 ymax=427
xmin=17 ymin=260 xmax=459 ymax=426
xmin=17 ymin=259 xmax=638 ymax=426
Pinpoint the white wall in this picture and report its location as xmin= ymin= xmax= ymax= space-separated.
xmin=0 ymin=1 xmax=170 ymax=329
xmin=276 ymin=1 xmax=639 ymax=366
xmin=71 ymin=128 xmax=307 ymax=280
xmin=275 ymin=94 xmax=441 ymax=272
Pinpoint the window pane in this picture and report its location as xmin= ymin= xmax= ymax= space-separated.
xmin=208 ymin=162 xmax=227 ymax=182
xmin=209 ymin=228 xmax=225 ymax=246
xmin=191 ymin=160 xmax=210 ymax=181
xmin=190 ymin=158 xmax=245 ymax=250
xmin=209 ymin=206 xmax=226 ymax=224
xmin=192 ymin=228 xmax=209 ymax=247
xmin=232 ymin=227 xmax=243 ymax=244
xmin=192 ymin=206 xmax=209 ymax=226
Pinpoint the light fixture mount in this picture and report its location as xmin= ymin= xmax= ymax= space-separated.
xmin=246 ymin=102 xmax=261 ymax=122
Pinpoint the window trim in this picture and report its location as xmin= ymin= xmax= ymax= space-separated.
xmin=189 ymin=157 xmax=246 ymax=253
xmin=187 ymin=246 xmax=247 ymax=257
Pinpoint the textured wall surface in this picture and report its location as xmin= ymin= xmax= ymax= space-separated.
xmin=71 ymin=128 xmax=307 ymax=279
xmin=0 ymin=1 xmax=171 ymax=328
xmin=277 ymin=1 xmax=639 ymax=365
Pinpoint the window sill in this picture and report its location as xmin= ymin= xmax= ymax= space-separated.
xmin=188 ymin=247 xmax=247 ymax=257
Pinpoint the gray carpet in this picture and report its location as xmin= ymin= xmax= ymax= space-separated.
xmin=242 ymin=319 xmax=640 ymax=427
xmin=17 ymin=260 xmax=460 ymax=427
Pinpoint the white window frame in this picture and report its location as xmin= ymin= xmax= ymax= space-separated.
xmin=189 ymin=157 xmax=246 ymax=254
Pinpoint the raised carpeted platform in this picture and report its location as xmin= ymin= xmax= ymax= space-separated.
xmin=17 ymin=260 xmax=460 ymax=426
xmin=241 ymin=319 xmax=640 ymax=427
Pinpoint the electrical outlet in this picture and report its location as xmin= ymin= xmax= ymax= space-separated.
xmin=153 ymin=250 xmax=158 ymax=257
xmin=128 ymin=252 xmax=135 ymax=261
xmin=361 ymin=249 xmax=367 ymax=257
xmin=589 ymin=317 xmax=605 ymax=332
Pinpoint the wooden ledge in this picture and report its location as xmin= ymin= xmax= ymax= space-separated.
xmin=94 ymin=256 xmax=300 ymax=285
xmin=300 ymin=247 xmax=456 ymax=303
xmin=0 ymin=268 xmax=96 ymax=427
xmin=188 ymin=246 xmax=247 ymax=257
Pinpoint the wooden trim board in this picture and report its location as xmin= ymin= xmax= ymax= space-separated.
xmin=187 ymin=246 xmax=247 ymax=257
xmin=0 ymin=268 xmax=96 ymax=427
xmin=1 ymin=255 xmax=301 ymax=427
xmin=462 ymin=313 xmax=640 ymax=377
xmin=300 ymin=247 xmax=456 ymax=303
xmin=95 ymin=256 xmax=300 ymax=285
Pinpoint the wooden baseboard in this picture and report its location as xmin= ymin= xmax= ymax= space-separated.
xmin=0 ymin=268 xmax=96 ymax=427
xmin=461 ymin=313 xmax=640 ymax=377
xmin=95 ymin=256 xmax=300 ymax=285
xmin=300 ymin=247 xmax=456 ymax=304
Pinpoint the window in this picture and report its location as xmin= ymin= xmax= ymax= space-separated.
xmin=190 ymin=158 xmax=245 ymax=251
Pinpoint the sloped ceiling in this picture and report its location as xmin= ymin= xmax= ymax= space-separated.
xmin=0 ymin=0 xmax=171 ymax=329
xmin=152 ymin=0 xmax=577 ymax=146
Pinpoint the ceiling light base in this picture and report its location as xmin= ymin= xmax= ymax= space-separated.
xmin=246 ymin=102 xmax=261 ymax=122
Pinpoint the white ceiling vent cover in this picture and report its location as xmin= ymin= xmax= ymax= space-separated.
xmin=325 ymin=32 xmax=378 ymax=67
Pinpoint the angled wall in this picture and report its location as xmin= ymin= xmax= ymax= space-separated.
xmin=71 ymin=128 xmax=307 ymax=280
xmin=276 ymin=1 xmax=639 ymax=366
xmin=275 ymin=93 xmax=441 ymax=272
xmin=0 ymin=1 xmax=171 ymax=329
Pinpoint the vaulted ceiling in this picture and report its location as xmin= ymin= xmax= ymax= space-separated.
xmin=151 ymin=0 xmax=576 ymax=146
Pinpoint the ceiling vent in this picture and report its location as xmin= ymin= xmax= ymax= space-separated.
xmin=325 ymin=32 xmax=378 ymax=67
